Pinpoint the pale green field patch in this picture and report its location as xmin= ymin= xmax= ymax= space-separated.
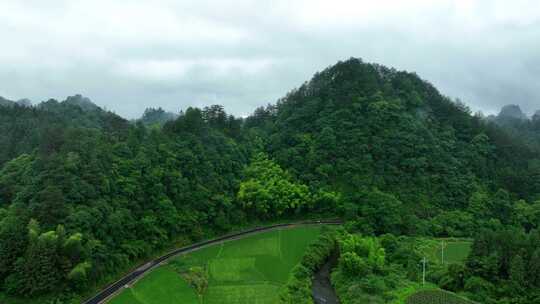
xmin=208 ymin=257 xmax=257 ymax=282
xmin=108 ymin=225 xmax=325 ymax=304
xmin=204 ymin=283 xmax=280 ymax=304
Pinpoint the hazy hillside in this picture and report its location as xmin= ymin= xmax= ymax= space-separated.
xmin=0 ymin=97 xmax=15 ymax=107
xmin=0 ymin=97 xmax=32 ymax=108
xmin=138 ymin=107 xmax=178 ymax=126
xmin=0 ymin=95 xmax=128 ymax=164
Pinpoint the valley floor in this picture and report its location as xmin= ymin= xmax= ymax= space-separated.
xmin=108 ymin=225 xmax=324 ymax=304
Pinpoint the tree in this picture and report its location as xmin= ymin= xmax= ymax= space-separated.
xmin=30 ymin=185 xmax=67 ymax=228
xmin=491 ymin=189 xmax=513 ymax=224
xmin=167 ymin=107 xmax=206 ymax=135
xmin=202 ymin=105 xmax=227 ymax=129
xmin=67 ymin=261 xmax=92 ymax=290
xmin=182 ymin=266 xmax=208 ymax=298
xmin=430 ymin=211 xmax=474 ymax=237
xmin=21 ymin=230 xmax=62 ymax=295
xmin=464 ymin=276 xmax=493 ymax=300
xmin=530 ymin=249 xmax=540 ymax=286
xmin=352 ymin=189 xmax=404 ymax=235
xmin=468 ymin=189 xmax=491 ymax=220
xmin=237 ymin=153 xmax=311 ymax=218
xmin=0 ymin=215 xmax=28 ymax=281
xmin=513 ymin=200 xmax=540 ymax=231
xmin=440 ymin=264 xmax=466 ymax=291
xmin=509 ymin=254 xmax=526 ymax=286
xmin=340 ymin=252 xmax=370 ymax=277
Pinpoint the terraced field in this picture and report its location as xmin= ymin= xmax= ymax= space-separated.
xmin=108 ymin=225 xmax=323 ymax=304
xmin=406 ymin=290 xmax=476 ymax=304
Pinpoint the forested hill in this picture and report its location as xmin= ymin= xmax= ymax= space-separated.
xmin=490 ymin=104 xmax=540 ymax=154
xmin=0 ymin=95 xmax=128 ymax=164
xmin=247 ymin=58 xmax=539 ymax=206
xmin=0 ymin=58 xmax=539 ymax=302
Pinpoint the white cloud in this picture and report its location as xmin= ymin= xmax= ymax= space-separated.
xmin=115 ymin=58 xmax=275 ymax=81
xmin=1 ymin=0 xmax=540 ymax=117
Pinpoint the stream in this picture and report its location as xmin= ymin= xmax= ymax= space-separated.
xmin=312 ymin=251 xmax=340 ymax=304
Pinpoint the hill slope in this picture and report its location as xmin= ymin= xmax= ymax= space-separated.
xmin=247 ymin=59 xmax=539 ymax=231
xmin=0 ymin=95 xmax=128 ymax=164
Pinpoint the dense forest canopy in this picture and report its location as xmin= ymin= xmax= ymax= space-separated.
xmin=0 ymin=58 xmax=539 ymax=303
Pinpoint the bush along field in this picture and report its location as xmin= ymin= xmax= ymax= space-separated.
xmin=279 ymin=227 xmax=338 ymax=304
xmin=108 ymin=225 xmax=324 ymax=304
xmin=330 ymin=231 xmax=476 ymax=304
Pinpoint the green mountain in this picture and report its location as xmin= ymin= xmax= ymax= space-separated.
xmin=249 ymin=59 xmax=538 ymax=204
xmin=0 ymin=95 xmax=128 ymax=165
xmin=0 ymin=58 xmax=539 ymax=303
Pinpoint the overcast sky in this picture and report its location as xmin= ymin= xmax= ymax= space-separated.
xmin=1 ymin=0 xmax=539 ymax=118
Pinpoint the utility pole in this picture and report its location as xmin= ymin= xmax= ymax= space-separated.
xmin=422 ymin=257 xmax=427 ymax=286
xmin=441 ymin=240 xmax=445 ymax=265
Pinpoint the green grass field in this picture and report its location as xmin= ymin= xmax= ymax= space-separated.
xmin=388 ymin=239 xmax=475 ymax=304
xmin=406 ymin=290 xmax=476 ymax=304
xmin=417 ymin=239 xmax=472 ymax=265
xmin=108 ymin=225 xmax=323 ymax=304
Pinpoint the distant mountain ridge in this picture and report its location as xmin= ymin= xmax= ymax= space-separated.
xmin=0 ymin=96 xmax=13 ymax=107
xmin=63 ymin=94 xmax=99 ymax=111
xmin=1 ymin=94 xmax=103 ymax=113
xmin=489 ymin=104 xmax=540 ymax=126
xmin=498 ymin=104 xmax=528 ymax=120
xmin=0 ymin=96 xmax=33 ymax=107
xmin=0 ymin=94 xmax=128 ymax=164
xmin=138 ymin=107 xmax=178 ymax=126
xmin=37 ymin=94 xmax=102 ymax=113
xmin=533 ymin=110 xmax=540 ymax=121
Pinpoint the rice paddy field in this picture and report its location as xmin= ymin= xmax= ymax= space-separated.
xmin=417 ymin=239 xmax=472 ymax=265
xmin=108 ymin=225 xmax=324 ymax=304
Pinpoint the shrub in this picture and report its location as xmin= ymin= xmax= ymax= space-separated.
xmin=279 ymin=229 xmax=337 ymax=304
